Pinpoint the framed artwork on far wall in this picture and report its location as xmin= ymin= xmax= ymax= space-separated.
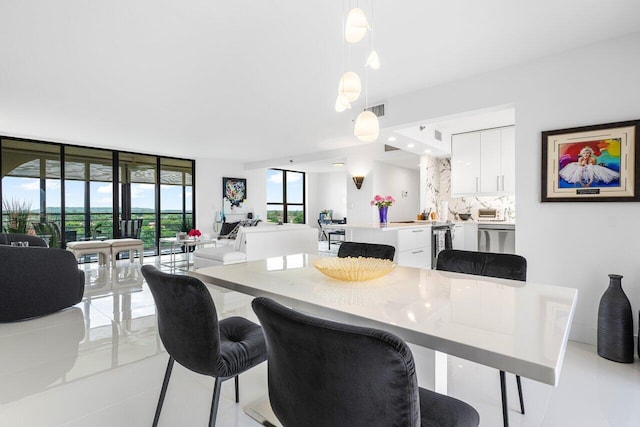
xmin=541 ymin=119 xmax=640 ymax=202
xmin=223 ymin=177 xmax=247 ymax=208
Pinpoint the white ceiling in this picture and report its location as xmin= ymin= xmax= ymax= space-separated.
xmin=1 ymin=1 xmax=639 ymax=168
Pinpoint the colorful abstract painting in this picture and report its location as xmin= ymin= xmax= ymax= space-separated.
xmin=223 ymin=177 xmax=247 ymax=208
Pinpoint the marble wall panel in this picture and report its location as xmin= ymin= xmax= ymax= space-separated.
xmin=423 ymin=157 xmax=516 ymax=221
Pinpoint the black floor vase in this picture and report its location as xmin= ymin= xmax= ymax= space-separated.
xmin=597 ymin=274 xmax=634 ymax=363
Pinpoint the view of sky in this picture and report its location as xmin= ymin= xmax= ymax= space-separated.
xmin=267 ymin=169 xmax=303 ymax=204
xmin=2 ymin=177 xmax=191 ymax=211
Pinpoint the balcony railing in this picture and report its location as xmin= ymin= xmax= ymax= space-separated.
xmin=2 ymin=210 xmax=193 ymax=257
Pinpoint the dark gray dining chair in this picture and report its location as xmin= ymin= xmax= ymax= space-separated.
xmin=141 ymin=266 xmax=267 ymax=427
xmin=252 ymin=296 xmax=480 ymax=427
xmin=119 ymin=218 xmax=143 ymax=239
xmin=435 ymin=249 xmax=527 ymax=427
xmin=337 ymin=241 xmax=395 ymax=261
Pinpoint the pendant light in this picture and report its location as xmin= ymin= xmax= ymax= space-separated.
xmin=366 ymin=50 xmax=380 ymax=70
xmin=335 ymin=1 xmax=380 ymax=142
xmin=338 ymin=71 xmax=361 ymax=102
xmin=334 ymin=94 xmax=351 ymax=112
xmin=344 ymin=7 xmax=368 ymax=43
xmin=354 ymin=110 xmax=379 ymax=142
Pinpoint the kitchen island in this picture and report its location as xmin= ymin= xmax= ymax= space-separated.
xmin=326 ymin=222 xmax=444 ymax=268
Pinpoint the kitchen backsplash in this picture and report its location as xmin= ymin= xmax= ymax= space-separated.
xmin=424 ymin=157 xmax=516 ymax=221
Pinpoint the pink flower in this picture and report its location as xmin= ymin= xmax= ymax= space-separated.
xmin=370 ymin=195 xmax=394 ymax=208
xmin=188 ymin=229 xmax=201 ymax=237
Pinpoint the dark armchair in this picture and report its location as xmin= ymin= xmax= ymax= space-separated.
xmin=252 ymin=296 xmax=480 ymax=427
xmin=0 ymin=233 xmax=47 ymax=247
xmin=0 ymin=243 xmax=85 ymax=321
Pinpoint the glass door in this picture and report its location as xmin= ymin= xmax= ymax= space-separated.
xmin=119 ymin=153 xmax=157 ymax=255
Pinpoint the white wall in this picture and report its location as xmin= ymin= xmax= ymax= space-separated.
xmin=382 ymin=32 xmax=640 ymax=344
xmin=313 ymin=171 xmax=348 ymax=220
xmin=373 ymin=162 xmax=420 ymax=222
xmin=195 ymin=158 xmax=266 ymax=235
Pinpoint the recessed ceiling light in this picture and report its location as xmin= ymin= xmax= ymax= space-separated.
xmin=424 ymin=149 xmax=431 ymax=154
xmin=407 ymin=143 xmax=415 ymax=148
xmin=332 ymin=162 xmax=345 ymax=167
xmin=388 ymin=136 xmax=397 ymax=142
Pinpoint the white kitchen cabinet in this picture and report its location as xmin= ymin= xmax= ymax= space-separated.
xmin=450 ymin=132 xmax=481 ymax=194
xmin=396 ymin=228 xmax=431 ymax=268
xmin=500 ymin=126 xmax=516 ymax=193
xmin=452 ymin=223 xmax=478 ymax=251
xmin=480 ymin=129 xmax=502 ymax=192
xmin=452 ymin=224 xmax=464 ymax=249
xmin=451 ymin=126 xmax=515 ymax=195
xmin=463 ymin=223 xmax=478 ymax=250
xmin=348 ymin=226 xmax=432 ymax=268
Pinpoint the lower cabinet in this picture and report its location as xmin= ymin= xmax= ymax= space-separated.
xmin=397 ymin=246 xmax=430 ymax=268
xmin=396 ymin=228 xmax=431 ymax=268
xmin=452 ymin=223 xmax=478 ymax=251
xmin=348 ymin=227 xmax=432 ymax=268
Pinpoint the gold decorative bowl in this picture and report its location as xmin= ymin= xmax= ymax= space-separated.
xmin=312 ymin=257 xmax=396 ymax=282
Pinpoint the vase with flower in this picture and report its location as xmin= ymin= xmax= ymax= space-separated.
xmin=188 ymin=229 xmax=201 ymax=240
xmin=370 ymin=195 xmax=395 ymax=226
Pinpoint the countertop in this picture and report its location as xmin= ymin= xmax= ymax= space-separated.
xmin=324 ymin=222 xmax=435 ymax=231
xmin=325 ymin=220 xmax=515 ymax=231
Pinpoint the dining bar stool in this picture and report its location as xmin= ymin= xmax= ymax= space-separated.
xmin=436 ymin=249 xmax=527 ymax=427
xmin=141 ymin=266 xmax=267 ymax=427
xmin=252 ymin=296 xmax=480 ymax=427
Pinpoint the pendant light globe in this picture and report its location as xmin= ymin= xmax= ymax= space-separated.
xmin=345 ymin=7 xmax=368 ymax=43
xmin=354 ymin=111 xmax=379 ymax=142
xmin=334 ymin=94 xmax=351 ymax=112
xmin=366 ymin=50 xmax=380 ymax=70
xmin=338 ymin=72 xmax=361 ymax=103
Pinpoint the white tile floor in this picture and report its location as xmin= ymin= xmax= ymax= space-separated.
xmin=1 ymin=254 xmax=640 ymax=427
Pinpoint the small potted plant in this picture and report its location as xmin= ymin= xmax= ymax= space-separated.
xmin=91 ymin=222 xmax=103 ymax=239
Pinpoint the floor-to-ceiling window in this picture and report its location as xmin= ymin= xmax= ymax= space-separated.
xmin=1 ymin=137 xmax=195 ymax=259
xmin=266 ymin=168 xmax=305 ymax=223
xmin=160 ymin=158 xmax=193 ymax=242
xmin=119 ymin=153 xmax=158 ymax=254
xmin=64 ymin=146 xmax=114 ymax=242
xmin=1 ymin=139 xmax=61 ymax=245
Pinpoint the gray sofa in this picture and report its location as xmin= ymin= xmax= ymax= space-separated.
xmin=0 ymin=234 xmax=85 ymax=321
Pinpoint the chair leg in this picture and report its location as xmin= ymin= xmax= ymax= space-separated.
xmin=235 ymin=375 xmax=239 ymax=403
xmin=208 ymin=377 xmax=223 ymax=427
xmin=153 ymin=357 xmax=175 ymax=427
xmin=516 ymin=375 xmax=525 ymax=414
xmin=500 ymin=370 xmax=509 ymax=427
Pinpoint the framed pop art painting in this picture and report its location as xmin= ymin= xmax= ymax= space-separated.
xmin=541 ymin=119 xmax=640 ymax=202
xmin=223 ymin=177 xmax=247 ymax=208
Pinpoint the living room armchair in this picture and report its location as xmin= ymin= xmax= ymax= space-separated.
xmin=0 ymin=242 xmax=85 ymax=321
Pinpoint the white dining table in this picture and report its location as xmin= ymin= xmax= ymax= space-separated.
xmin=191 ymin=253 xmax=577 ymax=423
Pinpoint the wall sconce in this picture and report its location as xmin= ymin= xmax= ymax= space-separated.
xmin=352 ymin=176 xmax=364 ymax=189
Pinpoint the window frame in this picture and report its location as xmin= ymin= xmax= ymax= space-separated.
xmin=266 ymin=168 xmax=306 ymax=224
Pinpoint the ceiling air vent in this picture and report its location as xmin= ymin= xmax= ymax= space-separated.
xmin=434 ymin=129 xmax=442 ymax=141
xmin=365 ymin=104 xmax=385 ymax=117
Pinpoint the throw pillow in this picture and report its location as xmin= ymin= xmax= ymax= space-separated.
xmin=219 ymin=221 xmax=240 ymax=239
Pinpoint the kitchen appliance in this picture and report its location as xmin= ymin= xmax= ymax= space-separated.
xmin=477 ymin=223 xmax=515 ymax=254
xmin=478 ymin=208 xmax=505 ymax=221
xmin=431 ymin=224 xmax=453 ymax=268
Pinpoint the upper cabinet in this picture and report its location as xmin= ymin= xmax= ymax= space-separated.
xmin=451 ymin=126 xmax=515 ymax=196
